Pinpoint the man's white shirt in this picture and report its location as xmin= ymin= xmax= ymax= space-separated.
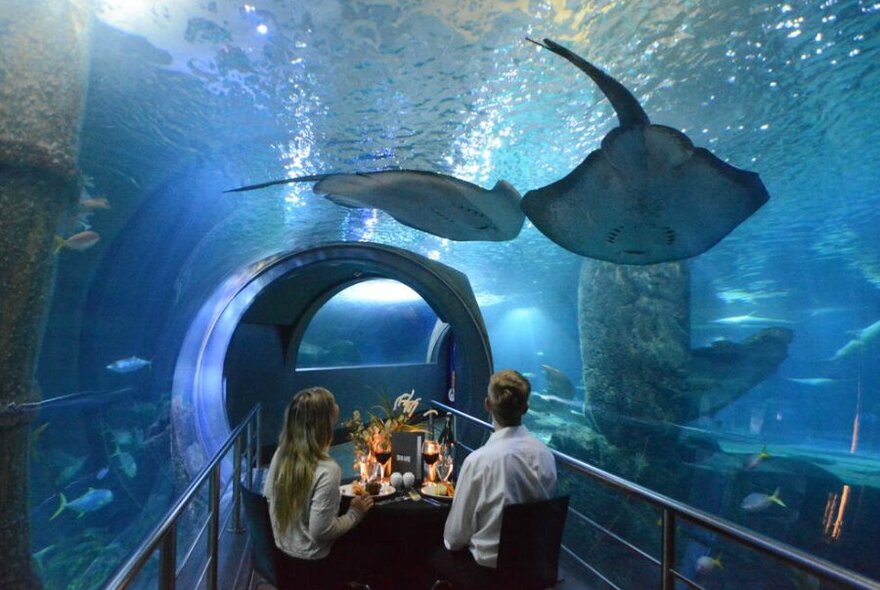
xmin=443 ymin=425 xmax=557 ymax=567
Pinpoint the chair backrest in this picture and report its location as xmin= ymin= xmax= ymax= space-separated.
xmin=241 ymin=485 xmax=278 ymax=587
xmin=496 ymin=495 xmax=570 ymax=590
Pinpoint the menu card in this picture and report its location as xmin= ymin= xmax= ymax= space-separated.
xmin=391 ymin=430 xmax=425 ymax=480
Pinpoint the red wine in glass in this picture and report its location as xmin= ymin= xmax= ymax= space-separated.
xmin=374 ymin=450 xmax=392 ymax=465
xmin=422 ymin=440 xmax=441 ymax=481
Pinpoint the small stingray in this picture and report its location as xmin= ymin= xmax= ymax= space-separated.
xmin=522 ymin=38 xmax=770 ymax=265
xmin=225 ymin=170 xmax=524 ymax=241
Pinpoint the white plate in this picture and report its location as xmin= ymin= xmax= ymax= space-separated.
xmin=340 ymin=482 xmax=396 ymax=498
xmin=419 ymin=483 xmax=455 ymax=501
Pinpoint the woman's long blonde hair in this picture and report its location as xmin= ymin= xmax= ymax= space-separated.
xmin=270 ymin=387 xmax=336 ymax=534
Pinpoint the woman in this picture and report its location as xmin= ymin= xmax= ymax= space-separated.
xmin=264 ymin=387 xmax=374 ymax=588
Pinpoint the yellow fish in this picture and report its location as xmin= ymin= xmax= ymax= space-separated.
xmin=695 ymin=555 xmax=723 ymax=575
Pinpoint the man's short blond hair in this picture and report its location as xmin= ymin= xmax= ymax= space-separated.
xmin=488 ymin=369 xmax=530 ymax=425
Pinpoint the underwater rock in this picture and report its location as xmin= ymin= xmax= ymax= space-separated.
xmin=578 ymin=259 xmax=793 ymax=450
xmin=548 ymin=425 xmax=613 ymax=467
xmin=684 ymin=328 xmax=794 ymax=421
xmin=677 ymin=433 xmax=721 ymax=464
xmin=0 ymin=1 xmax=92 ymax=587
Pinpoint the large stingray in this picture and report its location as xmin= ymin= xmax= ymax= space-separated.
xmin=522 ymin=38 xmax=770 ymax=265
xmin=225 ymin=170 xmax=524 ymax=241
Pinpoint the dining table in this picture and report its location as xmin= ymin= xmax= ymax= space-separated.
xmin=334 ymin=480 xmax=451 ymax=590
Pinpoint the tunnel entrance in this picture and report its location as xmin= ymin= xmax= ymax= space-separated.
xmin=172 ymin=242 xmax=493 ymax=467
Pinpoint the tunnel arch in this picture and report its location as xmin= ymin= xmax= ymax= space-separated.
xmin=172 ymin=242 xmax=493 ymax=469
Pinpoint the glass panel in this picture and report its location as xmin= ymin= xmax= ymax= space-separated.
xmin=297 ymin=279 xmax=440 ymax=368
xmin=176 ymin=480 xmax=211 ymax=578
xmin=558 ymin=469 xmax=661 ymax=589
xmin=127 ymin=550 xmax=160 ymax=590
xmin=28 ymin=391 xmax=174 ymax=589
xmin=10 ymin=3 xmax=880 ymax=588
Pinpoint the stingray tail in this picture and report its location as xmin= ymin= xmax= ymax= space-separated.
xmin=526 ymin=37 xmax=650 ymax=128
xmin=223 ymin=174 xmax=329 ymax=193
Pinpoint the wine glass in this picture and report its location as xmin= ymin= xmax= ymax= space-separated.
xmin=421 ymin=440 xmax=441 ymax=483
xmin=367 ymin=461 xmax=383 ymax=483
xmin=356 ymin=451 xmax=372 ymax=484
xmin=437 ymin=455 xmax=454 ymax=482
xmin=372 ymin=436 xmax=392 ymax=481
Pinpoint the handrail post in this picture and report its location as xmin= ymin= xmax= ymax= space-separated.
xmin=660 ymin=509 xmax=675 ymax=590
xmin=246 ymin=421 xmax=254 ymax=490
xmin=207 ymin=464 xmax=220 ymax=590
xmin=229 ymin=435 xmax=244 ymax=533
xmin=256 ymin=408 xmax=262 ymax=468
xmin=158 ymin=524 xmax=177 ymax=590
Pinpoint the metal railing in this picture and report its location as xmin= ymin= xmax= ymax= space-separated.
xmin=432 ymin=401 xmax=880 ymax=590
xmin=103 ymin=404 xmax=261 ymax=590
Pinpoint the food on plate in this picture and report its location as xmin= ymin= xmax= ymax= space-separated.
xmin=349 ymin=481 xmax=384 ymax=496
xmin=423 ymin=481 xmax=455 ymax=497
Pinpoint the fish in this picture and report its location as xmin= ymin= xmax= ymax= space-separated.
xmin=112 ymin=443 xmax=137 ymax=478
xmin=31 ymin=422 xmax=49 ymax=447
xmin=78 ymin=196 xmax=111 ymax=210
xmin=54 ymin=230 xmax=100 ymax=253
xmin=31 ymin=545 xmax=56 ymax=573
xmin=791 ymin=569 xmax=821 ymax=590
xmin=716 ymin=289 xmax=787 ymax=305
xmin=55 ymin=454 xmax=87 ymax=486
xmin=521 ymin=38 xmax=769 ymax=265
xmin=847 ymin=318 xmax=880 ymax=341
xmin=743 ymin=446 xmax=771 ymax=471
xmin=50 ymin=488 xmax=114 ymax=519
xmin=808 ymin=306 xmax=848 ymax=317
xmin=72 ymin=211 xmax=93 ymax=230
xmin=540 ymin=364 xmax=577 ymax=400
xmin=785 ymin=377 xmax=839 ymax=387
xmin=29 ymin=421 xmax=49 ymax=458
xmin=827 ymin=339 xmax=864 ymax=362
xmin=695 ymin=555 xmax=723 ymax=575
xmin=106 ymin=356 xmax=152 ymax=373
xmin=740 ymin=487 xmax=785 ymax=512
xmin=225 ymin=170 xmax=525 ymax=242
xmin=96 ymin=466 xmax=109 ymax=480
xmin=711 ymin=313 xmax=796 ymax=327
xmin=827 ymin=319 xmax=880 ymax=362
xmin=109 ymin=428 xmax=136 ymax=446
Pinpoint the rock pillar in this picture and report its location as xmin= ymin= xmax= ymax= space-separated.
xmin=578 ymin=259 xmax=691 ymax=452
xmin=0 ymin=1 xmax=92 ymax=587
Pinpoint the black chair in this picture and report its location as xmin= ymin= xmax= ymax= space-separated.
xmin=240 ymin=484 xmax=279 ymax=589
xmin=240 ymin=484 xmax=371 ymax=590
xmin=431 ymin=495 xmax=570 ymax=590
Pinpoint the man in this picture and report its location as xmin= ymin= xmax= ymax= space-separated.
xmin=433 ymin=369 xmax=557 ymax=585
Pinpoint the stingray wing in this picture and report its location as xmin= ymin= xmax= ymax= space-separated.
xmin=225 ymin=169 xmax=524 ymax=241
xmin=312 ymin=170 xmax=524 ymax=241
xmin=522 ymin=125 xmax=769 ymax=264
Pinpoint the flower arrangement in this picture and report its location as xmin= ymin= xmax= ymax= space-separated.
xmin=344 ymin=389 xmax=424 ymax=457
